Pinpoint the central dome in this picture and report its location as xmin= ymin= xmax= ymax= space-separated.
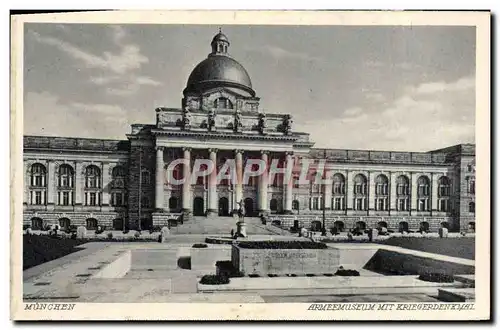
xmin=183 ymin=32 xmax=255 ymax=97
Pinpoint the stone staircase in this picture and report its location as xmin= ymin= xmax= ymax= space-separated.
xmin=168 ymin=216 xmax=281 ymax=235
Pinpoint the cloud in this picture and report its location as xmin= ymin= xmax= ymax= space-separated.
xmin=295 ymin=75 xmax=475 ymax=151
xmin=365 ymin=92 xmax=386 ymax=102
xmin=30 ymin=27 xmax=163 ymax=97
xmin=250 ymin=45 xmax=322 ymax=62
xmin=24 ymin=92 xmax=130 ymax=139
xmin=411 ymin=76 xmax=475 ymax=95
xmin=30 ymin=28 xmax=148 ymax=74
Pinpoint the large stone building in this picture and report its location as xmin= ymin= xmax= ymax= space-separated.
xmin=23 ymin=32 xmax=476 ymax=233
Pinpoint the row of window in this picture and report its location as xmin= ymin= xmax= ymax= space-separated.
xmin=308 ymin=174 xmax=454 ymax=197
xmin=29 ymin=163 xmax=133 ymax=189
xmin=28 ymin=191 xmax=127 ymax=207
xmin=303 ymin=197 xmax=452 ymax=212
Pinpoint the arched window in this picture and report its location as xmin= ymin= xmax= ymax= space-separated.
xmin=469 ymin=202 xmax=475 ymax=213
xmin=58 ymin=164 xmax=74 ymax=188
xmin=469 ymin=178 xmax=475 ymax=195
xmin=214 ymin=97 xmax=233 ymax=109
xmin=31 ymin=163 xmax=46 ymax=187
xmin=438 ymin=176 xmax=450 ymax=197
xmin=375 ymin=174 xmax=389 ymax=211
xmin=112 ymin=166 xmax=126 ymax=186
xmin=417 ymin=176 xmax=430 ymax=211
xmin=438 ymin=176 xmax=451 ymax=212
xmin=396 ymin=175 xmax=410 ymax=211
xmin=141 ymin=168 xmax=151 ymax=185
xmin=85 ymin=165 xmax=101 ymax=188
xmin=353 ymin=174 xmax=367 ymax=211
xmin=332 ymin=173 xmax=345 ymax=210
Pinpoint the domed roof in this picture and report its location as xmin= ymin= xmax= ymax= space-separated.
xmin=212 ymin=32 xmax=229 ymax=43
xmin=184 ymin=32 xmax=255 ymax=97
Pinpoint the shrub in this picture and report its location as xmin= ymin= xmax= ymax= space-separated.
xmin=418 ymin=273 xmax=455 ymax=283
xmin=199 ymin=275 xmax=230 ymax=285
xmin=23 ymin=225 xmax=30 ymax=230
xmin=215 ymin=261 xmax=244 ymax=278
xmin=268 ymin=274 xmax=278 ymax=277
xmin=70 ymin=233 xmax=77 ymax=240
xmin=236 ymin=241 xmax=328 ymax=250
xmin=107 ymin=232 xmax=113 ymax=239
xmin=306 ymin=274 xmax=316 ymax=277
xmin=248 ymin=274 xmax=260 ymax=278
xmin=134 ymin=231 xmax=141 ymax=238
xmin=192 ymin=243 xmax=208 ymax=248
xmin=95 ymin=226 xmax=105 ymax=235
xmin=335 ymin=269 xmax=360 ymax=276
xmin=323 ymin=273 xmax=334 ymax=277
xmin=330 ymin=227 xmax=339 ymax=236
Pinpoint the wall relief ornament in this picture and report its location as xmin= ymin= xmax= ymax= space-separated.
xmin=208 ymin=109 xmax=216 ymax=131
xmin=182 ymin=109 xmax=192 ymax=130
xmin=283 ymin=114 xmax=293 ymax=135
xmin=234 ymin=110 xmax=243 ymax=132
xmin=185 ymin=98 xmax=200 ymax=111
xmin=258 ymin=113 xmax=267 ymax=134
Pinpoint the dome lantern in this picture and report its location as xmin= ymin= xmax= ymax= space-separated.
xmin=210 ymin=28 xmax=230 ymax=55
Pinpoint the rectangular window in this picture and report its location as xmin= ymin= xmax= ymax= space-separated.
xmin=34 ymin=191 xmax=42 ymax=205
xmin=89 ymin=192 xmax=96 ymax=206
xmin=334 ymin=197 xmax=344 ymax=210
xmin=354 ymin=198 xmax=364 ymax=210
xmin=34 ymin=176 xmax=43 ymax=187
xmin=62 ymin=191 xmax=69 ymax=206
xmin=398 ymin=198 xmax=408 ymax=211
xmin=377 ymin=198 xmax=387 ymax=211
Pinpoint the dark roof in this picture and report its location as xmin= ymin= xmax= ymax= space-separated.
xmin=23 ymin=135 xmax=129 ymax=152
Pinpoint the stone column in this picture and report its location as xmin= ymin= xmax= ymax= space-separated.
xmin=74 ymin=162 xmax=83 ymax=206
xmin=233 ymin=150 xmax=243 ymax=212
xmin=182 ymin=147 xmax=192 ymax=217
xmin=258 ymin=151 xmax=269 ymax=213
xmin=283 ymin=152 xmax=294 ymax=213
xmin=431 ymin=173 xmax=438 ymax=213
xmin=389 ymin=172 xmax=396 ymax=214
xmin=207 ymin=148 xmax=218 ymax=216
xmin=323 ymin=176 xmax=332 ymax=210
xmin=102 ymin=162 xmax=111 ymax=207
xmin=346 ymin=170 xmax=353 ymax=211
xmin=155 ymin=146 xmax=165 ymax=211
xmin=46 ymin=161 xmax=56 ymax=207
xmin=368 ymin=171 xmax=375 ymax=212
xmin=410 ymin=172 xmax=417 ymax=213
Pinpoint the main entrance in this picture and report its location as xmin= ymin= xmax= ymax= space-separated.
xmin=218 ymin=197 xmax=229 ymax=216
xmin=244 ymin=197 xmax=254 ymax=216
xmin=193 ymin=197 xmax=205 ymax=216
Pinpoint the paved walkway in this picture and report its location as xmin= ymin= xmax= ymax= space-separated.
xmin=326 ymin=243 xmax=474 ymax=266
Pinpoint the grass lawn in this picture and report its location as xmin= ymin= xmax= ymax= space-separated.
xmin=379 ymin=237 xmax=475 ymax=260
xmin=23 ymin=234 xmax=87 ymax=270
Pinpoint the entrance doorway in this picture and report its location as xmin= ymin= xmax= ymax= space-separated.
xmin=244 ymin=198 xmax=254 ymax=216
xmin=193 ymin=197 xmax=205 ymax=216
xmin=218 ymin=197 xmax=229 ymax=216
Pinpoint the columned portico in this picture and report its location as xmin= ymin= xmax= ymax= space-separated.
xmin=234 ymin=149 xmax=243 ymax=212
xmin=207 ymin=148 xmax=218 ymax=216
xmin=155 ymin=146 xmax=165 ymax=211
xmin=182 ymin=147 xmax=192 ymax=217
xmin=283 ymin=152 xmax=294 ymax=214
xmin=259 ymin=151 xmax=269 ymax=214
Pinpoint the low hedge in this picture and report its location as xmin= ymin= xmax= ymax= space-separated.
xmin=200 ymin=275 xmax=230 ymax=285
xmin=192 ymin=243 xmax=208 ymax=248
xmin=335 ymin=269 xmax=360 ymax=276
xmin=236 ymin=241 xmax=328 ymax=250
xmin=418 ymin=273 xmax=455 ymax=283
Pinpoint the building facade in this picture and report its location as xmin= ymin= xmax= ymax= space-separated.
xmin=23 ymin=32 xmax=476 ymax=233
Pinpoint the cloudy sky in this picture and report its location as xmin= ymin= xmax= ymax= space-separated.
xmin=23 ymin=24 xmax=475 ymax=151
